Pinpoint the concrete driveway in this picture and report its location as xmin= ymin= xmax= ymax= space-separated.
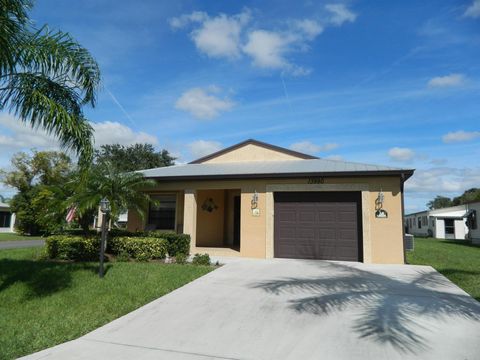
xmin=23 ymin=259 xmax=480 ymax=360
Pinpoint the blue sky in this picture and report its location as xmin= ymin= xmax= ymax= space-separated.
xmin=0 ymin=0 xmax=479 ymax=211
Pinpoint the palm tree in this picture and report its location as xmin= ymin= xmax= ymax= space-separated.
xmin=67 ymin=161 xmax=156 ymax=233
xmin=0 ymin=0 xmax=100 ymax=163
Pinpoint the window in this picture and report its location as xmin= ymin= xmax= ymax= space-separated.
xmin=418 ymin=217 xmax=422 ymax=229
xmin=444 ymin=219 xmax=455 ymax=235
xmin=431 ymin=218 xmax=435 ymax=227
xmin=0 ymin=211 xmax=11 ymax=228
xmin=148 ymin=195 xmax=176 ymax=230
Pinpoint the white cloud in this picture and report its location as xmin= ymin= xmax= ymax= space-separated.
xmin=175 ymin=86 xmax=235 ymax=119
xmin=0 ymin=114 xmax=59 ymax=150
xmin=405 ymin=167 xmax=480 ymax=193
xmin=188 ymin=140 xmax=222 ymax=159
xmin=91 ymin=121 xmax=158 ymax=147
xmin=291 ymin=19 xmax=324 ymax=40
xmin=170 ymin=7 xmax=356 ymax=75
xmin=290 ymin=141 xmax=339 ymax=154
xmin=243 ymin=30 xmax=293 ymax=69
xmin=427 ymin=73 xmax=466 ymax=88
xmin=0 ymin=114 xmax=158 ymax=152
xmin=325 ymin=4 xmax=358 ymax=26
xmin=169 ymin=11 xmax=208 ymax=29
xmin=464 ymin=0 xmax=480 ymax=18
xmin=442 ymin=130 xmax=480 ymax=143
xmin=388 ymin=147 xmax=415 ymax=162
xmin=170 ymin=10 xmax=250 ymax=59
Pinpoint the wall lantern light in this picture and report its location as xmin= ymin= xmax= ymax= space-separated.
xmin=375 ymin=190 xmax=388 ymax=218
xmin=251 ymin=190 xmax=259 ymax=209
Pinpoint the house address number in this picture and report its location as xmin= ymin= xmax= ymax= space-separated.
xmin=307 ymin=178 xmax=325 ymax=184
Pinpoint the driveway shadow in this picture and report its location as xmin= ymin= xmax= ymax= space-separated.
xmin=0 ymin=259 xmax=112 ymax=299
xmin=251 ymin=262 xmax=480 ymax=354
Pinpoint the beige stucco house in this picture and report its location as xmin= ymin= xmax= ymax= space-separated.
xmin=127 ymin=139 xmax=414 ymax=264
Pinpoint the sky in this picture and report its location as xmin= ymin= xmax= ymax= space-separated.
xmin=0 ymin=0 xmax=479 ymax=212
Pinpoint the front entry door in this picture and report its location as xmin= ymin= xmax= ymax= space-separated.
xmin=233 ymin=196 xmax=241 ymax=248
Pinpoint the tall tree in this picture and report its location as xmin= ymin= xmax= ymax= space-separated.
xmin=452 ymin=188 xmax=480 ymax=206
xmin=0 ymin=150 xmax=73 ymax=234
xmin=427 ymin=196 xmax=453 ymax=210
xmin=94 ymin=143 xmax=175 ymax=172
xmin=0 ymin=0 xmax=100 ymax=164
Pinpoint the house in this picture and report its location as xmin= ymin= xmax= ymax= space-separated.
xmin=127 ymin=139 xmax=414 ymax=264
xmin=405 ymin=202 xmax=479 ymax=242
xmin=0 ymin=202 xmax=15 ymax=233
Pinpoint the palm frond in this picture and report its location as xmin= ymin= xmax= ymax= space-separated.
xmin=0 ymin=0 xmax=31 ymax=76
xmin=17 ymin=27 xmax=101 ymax=106
xmin=0 ymin=72 xmax=94 ymax=162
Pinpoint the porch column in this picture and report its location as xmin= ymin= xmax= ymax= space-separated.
xmin=183 ymin=189 xmax=197 ymax=253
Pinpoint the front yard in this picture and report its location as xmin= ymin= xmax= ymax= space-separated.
xmin=407 ymin=237 xmax=480 ymax=301
xmin=0 ymin=233 xmax=43 ymax=242
xmin=0 ymin=247 xmax=213 ymax=360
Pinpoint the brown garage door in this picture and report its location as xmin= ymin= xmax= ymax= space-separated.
xmin=274 ymin=192 xmax=362 ymax=261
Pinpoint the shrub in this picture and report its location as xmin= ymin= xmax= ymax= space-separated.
xmin=148 ymin=231 xmax=191 ymax=257
xmin=115 ymin=250 xmax=130 ymax=262
xmin=111 ymin=237 xmax=167 ymax=261
xmin=45 ymin=235 xmax=100 ymax=261
xmin=175 ymin=252 xmax=188 ymax=264
xmin=192 ymin=253 xmax=211 ymax=266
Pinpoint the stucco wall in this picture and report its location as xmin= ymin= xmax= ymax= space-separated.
xmin=128 ymin=176 xmax=405 ymax=264
xmin=196 ymin=189 xmax=225 ymax=247
xmin=202 ymin=143 xmax=304 ymax=163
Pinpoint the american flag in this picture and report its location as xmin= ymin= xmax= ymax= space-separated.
xmin=66 ymin=206 xmax=77 ymax=223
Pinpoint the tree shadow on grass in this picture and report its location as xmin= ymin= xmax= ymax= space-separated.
xmin=251 ymin=262 xmax=480 ymax=355
xmin=0 ymin=259 xmax=112 ymax=298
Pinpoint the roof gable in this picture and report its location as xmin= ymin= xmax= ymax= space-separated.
xmin=189 ymin=139 xmax=318 ymax=164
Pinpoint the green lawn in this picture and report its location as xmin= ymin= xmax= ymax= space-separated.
xmin=0 ymin=233 xmax=43 ymax=242
xmin=0 ymin=247 xmax=214 ymax=360
xmin=407 ymin=237 xmax=480 ymax=302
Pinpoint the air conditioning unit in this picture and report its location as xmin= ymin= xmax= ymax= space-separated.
xmin=404 ymin=234 xmax=414 ymax=251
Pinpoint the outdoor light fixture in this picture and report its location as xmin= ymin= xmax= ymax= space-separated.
xmin=100 ymin=197 xmax=111 ymax=214
xmin=251 ymin=190 xmax=259 ymax=209
xmin=98 ymin=197 xmax=110 ymax=278
xmin=375 ymin=190 xmax=388 ymax=218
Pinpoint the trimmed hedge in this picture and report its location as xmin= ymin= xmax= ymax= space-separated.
xmin=46 ymin=231 xmax=189 ymax=261
xmin=46 ymin=235 xmax=100 ymax=261
xmin=110 ymin=237 xmax=167 ymax=261
xmin=148 ymin=231 xmax=191 ymax=257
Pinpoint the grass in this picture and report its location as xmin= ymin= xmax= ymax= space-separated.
xmin=0 ymin=247 xmax=214 ymax=360
xmin=407 ymin=237 xmax=480 ymax=302
xmin=0 ymin=233 xmax=43 ymax=242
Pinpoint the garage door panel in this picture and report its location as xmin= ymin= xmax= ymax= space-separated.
xmin=298 ymin=211 xmax=315 ymax=223
xmin=274 ymin=192 xmax=361 ymax=261
xmin=277 ymin=209 xmax=296 ymax=222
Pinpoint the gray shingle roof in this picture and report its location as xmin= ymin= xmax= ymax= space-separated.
xmin=139 ymin=158 xmax=414 ymax=180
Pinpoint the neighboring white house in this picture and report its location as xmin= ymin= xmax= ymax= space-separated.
xmin=0 ymin=202 xmax=16 ymax=233
xmin=405 ymin=202 xmax=479 ymax=242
